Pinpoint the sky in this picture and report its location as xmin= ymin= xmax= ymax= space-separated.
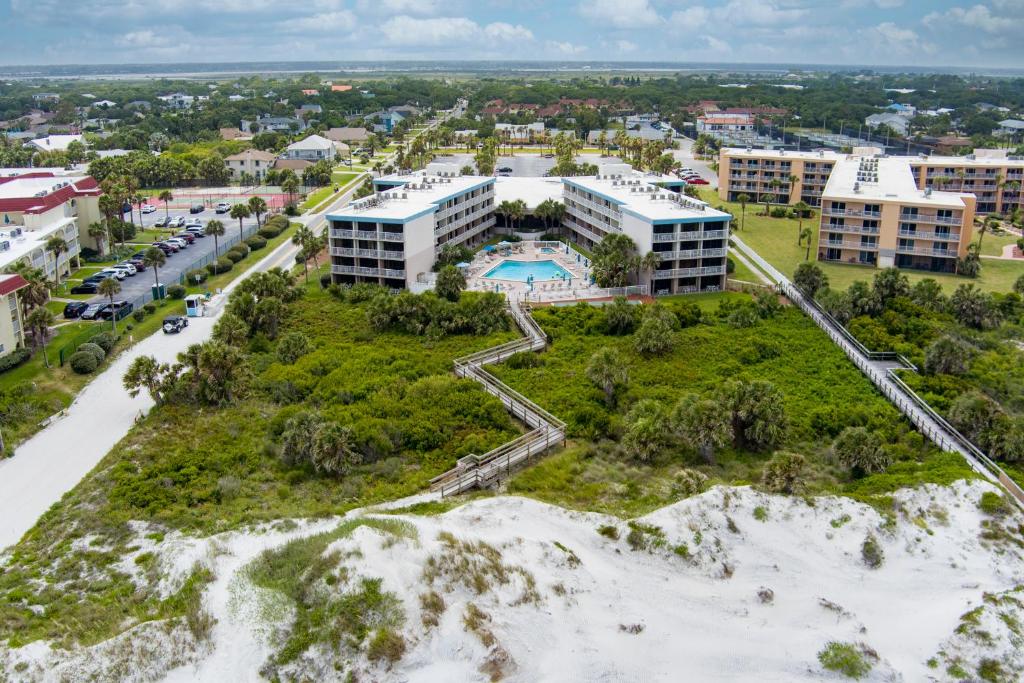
xmin=0 ymin=0 xmax=1021 ymax=68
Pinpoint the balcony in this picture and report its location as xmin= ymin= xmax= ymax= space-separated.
xmin=565 ymin=216 xmax=609 ymax=244
xmin=572 ymin=195 xmax=622 ymax=220
xmin=652 ymin=265 xmax=727 ymax=279
xmin=330 ymin=228 xmax=405 ymax=242
xmin=438 ymin=217 xmax=495 ymax=249
xmin=330 ymin=247 xmax=405 ymax=259
xmin=822 ymin=239 xmax=879 ymax=250
xmin=896 ymin=245 xmax=956 ymax=258
xmin=566 ymin=203 xmax=620 ymax=232
xmin=897 ymin=229 xmax=957 ymax=241
xmin=822 ymin=224 xmax=880 ymax=236
xmin=899 ymin=212 xmax=961 ymax=226
xmin=822 ymin=207 xmax=881 ymax=219
xmin=435 ymin=204 xmax=493 ymax=236
xmin=331 ymin=264 xmax=407 ymax=278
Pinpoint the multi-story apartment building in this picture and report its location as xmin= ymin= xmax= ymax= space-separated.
xmin=327 ymin=166 xmax=496 ymax=290
xmin=720 ymin=147 xmax=1024 ymax=217
xmin=562 ymin=173 xmax=731 ymax=294
xmin=718 ymin=148 xmax=841 ymax=207
xmin=817 ymin=154 xmax=975 ymax=274
xmin=908 ymin=149 xmax=1024 ymax=216
xmin=0 ymin=171 xmax=102 ymax=282
xmin=0 ymin=273 xmax=28 ymax=359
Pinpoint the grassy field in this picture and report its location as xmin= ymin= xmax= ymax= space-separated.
xmin=0 ymin=285 xmax=519 ymax=649
xmin=494 ymin=297 xmax=975 ymax=517
xmin=699 ymin=188 xmax=1024 ymax=294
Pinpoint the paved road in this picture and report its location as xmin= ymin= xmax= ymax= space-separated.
xmin=672 ymin=137 xmax=718 ymax=187
xmin=0 ymin=185 xmax=363 ymax=551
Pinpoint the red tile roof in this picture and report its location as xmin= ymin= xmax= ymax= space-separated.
xmin=0 ymin=273 xmax=29 ymax=296
xmin=0 ymin=174 xmax=100 ymax=215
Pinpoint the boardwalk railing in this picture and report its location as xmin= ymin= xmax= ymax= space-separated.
xmin=430 ymin=299 xmax=566 ymax=497
xmin=732 ymin=235 xmax=1024 ymax=508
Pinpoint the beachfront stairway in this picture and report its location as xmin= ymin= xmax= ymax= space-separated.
xmin=429 ymin=299 xmax=566 ymax=497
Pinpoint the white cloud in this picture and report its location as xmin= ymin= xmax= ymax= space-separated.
xmin=719 ymin=0 xmax=808 ymax=26
xmin=579 ymin=0 xmax=661 ymax=29
xmin=483 ymin=22 xmax=534 ymax=42
xmin=923 ymin=5 xmax=1016 ymax=34
xmin=279 ymin=10 xmax=357 ymax=33
xmin=868 ymin=21 xmax=936 ymax=55
xmin=356 ymin=0 xmax=442 ymax=15
xmin=546 ymin=40 xmax=587 ymax=55
xmin=840 ymin=0 xmax=904 ymax=8
xmin=116 ymin=30 xmax=171 ymax=48
xmin=670 ymin=6 xmax=711 ymax=29
xmin=380 ymin=16 xmax=481 ymax=46
xmin=616 ymin=40 xmax=638 ymax=53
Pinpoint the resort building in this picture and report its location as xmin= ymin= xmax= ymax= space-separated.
xmin=223 ymin=149 xmax=277 ymax=182
xmin=0 ymin=273 xmax=28 ymax=359
xmin=0 ymin=171 xmax=101 ymax=281
xmin=562 ymin=169 xmax=731 ymax=294
xmin=817 ymin=152 xmax=975 ymax=273
xmin=719 ymin=147 xmax=1024 ymax=216
xmin=328 ymin=164 xmax=496 ymax=290
xmin=718 ymin=148 xmax=842 ymax=207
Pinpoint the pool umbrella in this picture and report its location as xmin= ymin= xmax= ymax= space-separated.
xmin=455 ymin=262 xmax=470 ymax=268
xmin=483 ymin=245 xmax=496 ymax=252
xmin=497 ymin=241 xmax=511 ymax=247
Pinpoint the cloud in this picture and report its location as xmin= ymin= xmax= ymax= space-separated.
xmin=546 ymin=40 xmax=587 ymax=55
xmin=719 ymin=0 xmax=808 ymax=26
xmin=923 ymin=5 xmax=1016 ymax=35
xmin=840 ymin=0 xmax=904 ymax=7
xmin=670 ymin=6 xmax=711 ymax=29
xmin=578 ymin=0 xmax=661 ymax=29
xmin=868 ymin=21 xmax=935 ymax=55
xmin=355 ymin=0 xmax=442 ymax=15
xmin=616 ymin=40 xmax=638 ymax=53
xmin=484 ymin=22 xmax=534 ymax=42
xmin=379 ymin=16 xmax=480 ymax=46
xmin=279 ymin=10 xmax=357 ymax=33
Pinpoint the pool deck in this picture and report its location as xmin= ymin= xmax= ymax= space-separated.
xmin=466 ymin=240 xmax=632 ymax=304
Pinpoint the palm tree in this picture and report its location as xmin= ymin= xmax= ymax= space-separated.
xmin=639 ymin=250 xmax=661 ymax=285
xmin=597 ymin=130 xmax=608 ymax=156
xmin=205 ymin=219 xmax=226 ymax=258
xmin=8 ymin=263 xmax=49 ymax=320
xmin=496 ymin=200 xmax=515 ymax=229
xmin=248 ymin=196 xmax=268 ymax=227
xmin=98 ymin=277 xmax=121 ymax=332
xmin=87 ymin=221 xmax=109 ymax=258
xmin=44 ymin=235 xmax=68 ymax=286
xmin=158 ymin=189 xmax=174 ymax=218
xmin=801 ymin=227 xmax=813 ymax=260
xmin=25 ymin=307 xmax=54 ymax=368
xmin=281 ymin=175 xmax=299 ymax=206
xmin=143 ymin=246 xmax=167 ymax=295
xmin=735 ymin=193 xmax=750 ymax=231
xmin=978 ymin=217 xmax=996 ymax=252
xmin=229 ymin=203 xmax=252 ymax=241
xmin=761 ymin=192 xmax=776 ymax=216
xmin=292 ymin=225 xmax=314 ymax=282
xmin=794 ymin=201 xmax=811 ymax=242
xmin=586 ymin=346 xmax=628 ymax=408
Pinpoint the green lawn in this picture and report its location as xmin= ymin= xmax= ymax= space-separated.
xmin=699 ymin=189 xmax=1024 ymax=294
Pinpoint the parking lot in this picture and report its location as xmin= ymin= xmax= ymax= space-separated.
xmin=71 ymin=203 xmax=263 ymax=310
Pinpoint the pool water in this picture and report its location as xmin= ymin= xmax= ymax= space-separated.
xmin=540 ymin=247 xmax=557 ymax=254
xmin=483 ymin=259 xmax=572 ymax=282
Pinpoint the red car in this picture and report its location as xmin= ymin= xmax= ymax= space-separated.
xmin=686 ymin=178 xmax=709 ymax=185
xmin=173 ymin=232 xmax=196 ymax=244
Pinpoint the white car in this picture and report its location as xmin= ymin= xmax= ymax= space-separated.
xmin=184 ymin=218 xmax=203 ymax=228
xmin=141 ymin=204 xmax=156 ymax=214
xmin=165 ymin=237 xmax=188 ymax=249
xmin=215 ymin=202 xmax=232 ymax=214
xmin=185 ymin=226 xmax=206 ymax=237
xmin=168 ymin=216 xmax=185 ymax=228
xmin=99 ymin=267 xmax=127 ymax=281
xmin=116 ymin=262 xmax=137 ymax=276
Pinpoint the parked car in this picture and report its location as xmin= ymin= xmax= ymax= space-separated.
xmin=70 ymin=282 xmax=99 ymax=294
xmin=165 ymin=237 xmax=188 ymax=249
xmin=128 ymin=258 xmax=146 ymax=271
xmin=168 ymin=216 xmax=185 ymax=228
xmin=80 ymin=303 xmax=106 ymax=320
xmin=118 ymin=262 xmax=137 ymax=276
xmin=687 ymin=178 xmax=709 ymax=185
xmin=63 ymin=301 xmax=89 ymax=319
xmin=153 ymin=216 xmax=170 ymax=228
xmin=141 ymin=204 xmax=156 ymax=214
xmin=498 ymin=166 xmax=513 ymax=173
xmin=98 ymin=301 xmax=134 ymax=321
xmin=173 ymin=232 xmax=196 ymax=244
xmin=99 ymin=268 xmax=127 ymax=281
xmin=162 ymin=315 xmax=189 ymax=334
xmin=189 ymin=203 xmax=204 ymax=214
xmin=185 ymin=226 xmax=206 ymax=237
xmin=215 ymin=202 xmax=231 ymax=214
xmin=184 ymin=218 xmax=203 ymax=228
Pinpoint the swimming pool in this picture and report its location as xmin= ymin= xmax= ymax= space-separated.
xmin=482 ymin=259 xmax=572 ymax=282
xmin=540 ymin=247 xmax=557 ymax=254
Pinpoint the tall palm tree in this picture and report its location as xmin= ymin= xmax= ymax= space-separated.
xmin=281 ymin=175 xmax=299 ymax=206
xmin=98 ymin=277 xmax=121 ymax=332
xmin=205 ymin=219 xmax=226 ymax=258
xmin=158 ymin=189 xmax=174 ymax=218
xmin=44 ymin=235 xmax=68 ymax=287
xmin=143 ymin=246 xmax=167 ymax=295
xmin=87 ymin=221 xmax=109 ymax=258
xmin=25 ymin=307 xmax=54 ymax=368
xmin=639 ymin=250 xmax=661 ymax=285
xmin=292 ymin=225 xmax=314 ymax=282
xmin=794 ymin=201 xmax=811 ymax=243
xmin=248 ymin=196 xmax=268 ymax=227
xmin=229 ymin=203 xmax=251 ymax=242
xmin=8 ymin=263 xmax=49 ymax=320
xmin=787 ymin=174 xmax=799 ymax=201
xmin=735 ymin=193 xmax=750 ymax=231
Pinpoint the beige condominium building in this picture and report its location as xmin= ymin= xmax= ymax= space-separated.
xmin=720 ymin=146 xmax=1024 ymax=217
xmin=718 ymin=148 xmax=842 ymax=207
xmin=817 ymin=152 xmax=975 ymax=274
xmin=908 ymin=149 xmax=1024 ymax=216
xmin=0 ymin=273 xmax=28 ymax=359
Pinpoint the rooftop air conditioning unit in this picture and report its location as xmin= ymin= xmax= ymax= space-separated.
xmin=924 ymin=188 xmax=932 ymax=197
xmin=853 ymin=182 xmax=861 ymax=193
xmin=4 ymin=228 xmax=22 ymax=239
xmin=402 ymin=193 xmax=408 ymax=199
xmin=0 ymin=241 xmax=9 ymax=252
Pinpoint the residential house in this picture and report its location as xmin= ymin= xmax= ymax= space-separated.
xmin=242 ymin=114 xmax=304 ymax=134
xmin=25 ymin=134 xmax=84 ymax=153
xmin=0 ymin=274 xmax=28 ymax=359
xmin=224 ymin=149 xmax=277 ymax=182
xmin=283 ymin=134 xmax=340 ymax=162
xmin=326 ymin=127 xmax=370 ymax=145
xmin=31 ymin=93 xmax=60 ymax=103
xmin=219 ymin=127 xmax=251 ymax=141
xmin=696 ymin=113 xmax=755 ymax=133
xmin=330 ymin=84 xmax=353 ymax=92
xmin=272 ymin=158 xmax=313 ymax=174
xmin=301 ymin=89 xmax=319 ymax=97
xmin=865 ymin=113 xmax=909 ymax=136
xmin=998 ymin=119 xmax=1024 ymax=136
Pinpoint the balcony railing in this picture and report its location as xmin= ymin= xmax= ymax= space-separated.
xmin=899 ymin=213 xmax=961 ymax=226
xmin=822 ymin=207 xmax=881 ymax=218
xmin=652 ymin=265 xmax=727 ymax=279
xmin=438 ymin=218 xmax=495 ymax=249
xmin=331 ymin=264 xmax=407 ymax=278
xmin=896 ymin=246 xmax=956 ymax=258
xmin=566 ymin=204 xmax=620 ymax=232
xmin=821 ymin=224 xmax=880 ymax=236
xmin=823 ymin=239 xmax=879 ymax=250
xmin=897 ymin=229 xmax=957 ymax=241
xmin=330 ymin=247 xmax=405 ymax=259
xmin=564 ymin=216 xmax=609 ymax=244
xmin=435 ymin=204 xmax=493 ymax=236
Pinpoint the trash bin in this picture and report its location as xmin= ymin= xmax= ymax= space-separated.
xmin=151 ymin=283 xmax=166 ymax=300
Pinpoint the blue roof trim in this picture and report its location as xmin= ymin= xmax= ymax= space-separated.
xmin=563 ymin=178 xmax=624 ymax=207
xmin=327 ymin=178 xmax=493 ymax=224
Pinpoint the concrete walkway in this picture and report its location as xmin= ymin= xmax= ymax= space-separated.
xmin=0 ymin=188 xmax=361 ymax=551
xmin=731 ymin=235 xmax=1024 ymax=505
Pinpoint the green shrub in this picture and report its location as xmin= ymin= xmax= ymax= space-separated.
xmin=224 ymin=249 xmax=246 ymax=263
xmin=76 ymin=342 xmax=106 ymax=365
xmin=817 ymin=641 xmax=873 ymax=679
xmin=861 ymin=534 xmax=884 ymax=569
xmin=597 ymin=524 xmax=619 ymax=540
xmin=0 ymin=347 xmax=31 ymax=374
xmin=505 ymin=351 xmax=540 ymax=369
xmin=91 ymin=332 xmax=116 ymax=354
xmin=258 ymin=227 xmax=281 ymax=239
xmin=132 ymin=309 xmax=146 ymax=322
xmin=143 ymin=302 xmax=157 ymax=314
xmin=978 ymin=491 xmax=1008 ymax=515
xmin=366 ymin=627 xmax=406 ymax=665
xmin=69 ymin=351 xmax=99 ymax=374
xmin=167 ymin=284 xmax=187 ymax=300
xmin=206 ymin=257 xmax=234 ymax=275
xmin=185 ymin=269 xmax=208 ymax=285
xmin=245 ymin=235 xmax=268 ymax=251
xmin=230 ymin=243 xmax=250 ymax=259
